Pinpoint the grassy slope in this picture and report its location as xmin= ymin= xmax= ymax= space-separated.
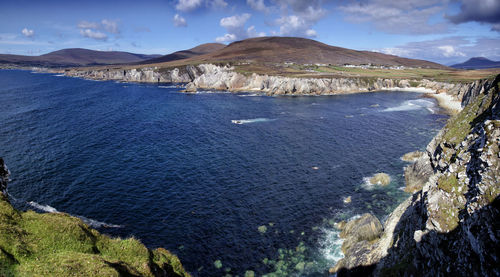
xmin=0 ymin=193 xmax=190 ymax=277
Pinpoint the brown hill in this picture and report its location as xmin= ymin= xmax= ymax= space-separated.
xmin=164 ymin=37 xmax=447 ymax=69
xmin=0 ymin=48 xmax=161 ymax=67
xmin=141 ymin=43 xmax=225 ymax=64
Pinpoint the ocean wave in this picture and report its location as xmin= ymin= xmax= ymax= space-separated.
xmin=28 ymin=201 xmax=59 ymax=213
xmin=318 ymin=228 xmax=344 ymax=263
xmin=54 ymin=74 xmax=65 ymax=77
xmin=195 ymin=90 xmax=230 ymax=94
xmin=237 ymin=93 xmax=262 ymax=97
xmin=158 ymin=85 xmax=178 ymax=89
xmin=28 ymin=201 xmax=122 ymax=228
xmin=383 ymin=99 xmax=436 ymax=113
xmin=361 ymin=176 xmax=376 ymax=190
xmin=231 ymin=118 xmax=275 ymax=124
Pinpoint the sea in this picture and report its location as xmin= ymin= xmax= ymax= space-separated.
xmin=0 ymin=70 xmax=448 ymax=276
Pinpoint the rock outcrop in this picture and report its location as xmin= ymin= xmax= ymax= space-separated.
xmin=0 ymin=158 xmax=190 ymax=277
xmin=65 ymin=65 xmax=201 ymax=83
xmin=332 ymin=74 xmax=500 ymax=276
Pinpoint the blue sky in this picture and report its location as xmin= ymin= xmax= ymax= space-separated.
xmin=1 ymin=0 xmax=499 ymax=65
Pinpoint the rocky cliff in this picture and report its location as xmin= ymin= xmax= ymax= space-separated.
xmin=65 ymin=64 xmax=493 ymax=106
xmin=332 ymin=74 xmax=500 ymax=276
xmin=0 ymin=158 xmax=190 ymax=277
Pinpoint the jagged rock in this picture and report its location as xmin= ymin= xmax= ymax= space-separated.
xmin=334 ymin=74 xmax=500 ymax=277
xmin=401 ymin=151 xmax=425 ymax=162
xmin=0 ymin=157 xmax=9 ymax=194
xmin=339 ymin=213 xmax=383 ymax=253
xmin=404 ymin=155 xmax=433 ymax=193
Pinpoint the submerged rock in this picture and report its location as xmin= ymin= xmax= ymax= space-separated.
xmin=343 ymin=196 xmax=352 ymax=204
xmin=369 ymin=173 xmax=391 ymax=186
xmin=214 ymin=260 xmax=223 ymax=269
xmin=258 ymin=225 xmax=267 ymax=233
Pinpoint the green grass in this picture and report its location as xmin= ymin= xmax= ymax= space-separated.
xmin=441 ymin=94 xmax=487 ymax=146
xmin=0 ymin=194 xmax=190 ymax=277
xmin=437 ymin=174 xmax=459 ymax=194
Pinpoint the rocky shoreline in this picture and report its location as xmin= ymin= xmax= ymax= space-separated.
xmin=331 ymin=74 xmax=500 ymax=276
xmin=63 ymin=63 xmax=497 ymax=114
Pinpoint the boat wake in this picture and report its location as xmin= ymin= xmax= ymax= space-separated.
xmin=28 ymin=201 xmax=122 ymax=228
xmin=231 ymin=118 xmax=275 ymax=124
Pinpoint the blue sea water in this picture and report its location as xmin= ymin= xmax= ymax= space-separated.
xmin=0 ymin=70 xmax=448 ymax=276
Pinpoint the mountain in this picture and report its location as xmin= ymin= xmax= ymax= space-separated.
xmin=160 ymin=37 xmax=448 ymax=69
xmin=140 ymin=43 xmax=225 ymax=64
xmin=0 ymin=48 xmax=161 ymax=67
xmin=451 ymin=57 xmax=500 ymax=69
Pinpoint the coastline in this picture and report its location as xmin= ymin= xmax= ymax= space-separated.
xmin=1 ymin=66 xmax=465 ymax=115
xmin=61 ymin=63 xmax=487 ymax=114
xmin=426 ymin=92 xmax=462 ymax=114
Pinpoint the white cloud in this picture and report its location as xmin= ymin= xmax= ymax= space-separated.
xmin=492 ymin=23 xmax=500 ymax=32
xmin=375 ymin=37 xmax=500 ymax=64
xmin=305 ymin=29 xmax=317 ymax=37
xmin=339 ymin=0 xmax=449 ymax=34
xmin=176 ymin=0 xmax=203 ymax=12
xmin=216 ymin=13 xmax=266 ymax=42
xmin=437 ymin=45 xmax=466 ymax=57
xmin=176 ymin=0 xmax=228 ymax=12
xmin=209 ymin=0 xmax=227 ymax=9
xmin=101 ymin=19 xmax=120 ymax=34
xmin=173 ymin=14 xmax=188 ymax=27
xmin=77 ymin=19 xmax=119 ymax=40
xmin=77 ymin=21 xmax=100 ymax=29
xmin=247 ymin=25 xmax=266 ymax=37
xmin=271 ymin=0 xmax=326 ymax=37
xmin=80 ymin=29 xmax=108 ymax=41
xmin=215 ymin=33 xmax=237 ymax=42
xmin=220 ymin=13 xmax=251 ymax=29
xmin=21 ymin=28 xmax=35 ymax=38
xmin=276 ymin=15 xmax=318 ymax=37
xmin=247 ymin=0 xmax=267 ymax=12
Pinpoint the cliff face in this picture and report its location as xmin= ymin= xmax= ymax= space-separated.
xmin=333 ymin=75 xmax=500 ymax=276
xmin=65 ymin=64 xmax=491 ymax=106
xmin=0 ymin=159 xmax=190 ymax=277
xmin=64 ymin=66 xmax=200 ymax=83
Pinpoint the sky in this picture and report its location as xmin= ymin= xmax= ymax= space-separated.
xmin=0 ymin=0 xmax=499 ymax=65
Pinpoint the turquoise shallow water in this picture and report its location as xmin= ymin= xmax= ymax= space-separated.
xmin=0 ymin=70 xmax=447 ymax=276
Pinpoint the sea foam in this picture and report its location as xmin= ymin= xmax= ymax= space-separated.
xmin=383 ymin=99 xmax=436 ymax=113
xmin=28 ymin=201 xmax=122 ymax=228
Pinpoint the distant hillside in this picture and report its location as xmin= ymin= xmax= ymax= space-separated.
xmin=168 ymin=37 xmax=448 ymax=69
xmin=451 ymin=57 xmax=500 ymax=69
xmin=0 ymin=48 xmax=161 ymax=67
xmin=141 ymin=43 xmax=225 ymax=64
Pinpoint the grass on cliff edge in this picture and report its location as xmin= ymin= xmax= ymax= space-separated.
xmin=0 ymin=194 xmax=190 ymax=277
